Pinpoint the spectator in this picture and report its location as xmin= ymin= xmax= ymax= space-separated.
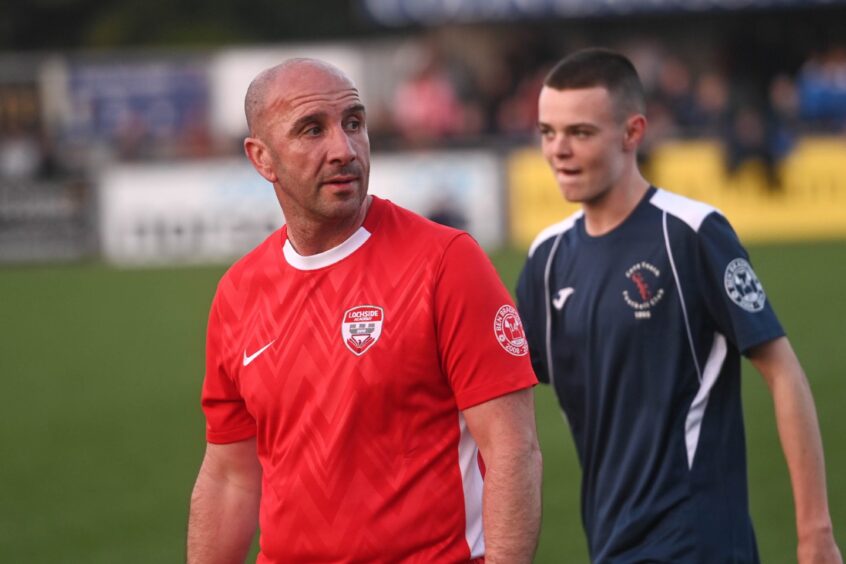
xmin=726 ymin=105 xmax=777 ymax=185
xmin=391 ymin=45 xmax=476 ymax=145
xmin=768 ymin=73 xmax=802 ymax=164
xmin=796 ymin=46 xmax=846 ymax=130
xmin=496 ymin=66 xmax=549 ymax=139
xmin=653 ymin=55 xmax=698 ymax=132
xmin=690 ymin=71 xmax=731 ymax=139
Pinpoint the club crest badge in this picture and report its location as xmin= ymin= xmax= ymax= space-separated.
xmin=623 ymin=261 xmax=665 ymax=319
xmin=494 ymin=305 xmax=528 ymax=356
xmin=342 ymin=305 xmax=384 ymax=356
xmin=724 ymin=258 xmax=766 ymax=312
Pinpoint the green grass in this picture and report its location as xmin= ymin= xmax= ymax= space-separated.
xmin=0 ymin=264 xmax=224 ymax=563
xmin=1 ymin=241 xmax=844 ymax=562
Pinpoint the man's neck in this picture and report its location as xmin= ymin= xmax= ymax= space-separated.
xmin=286 ymin=196 xmax=372 ymax=256
xmin=582 ymin=174 xmax=650 ymax=237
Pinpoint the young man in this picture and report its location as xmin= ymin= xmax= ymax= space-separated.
xmin=186 ymin=58 xmax=542 ymax=563
xmin=517 ymin=48 xmax=841 ymax=563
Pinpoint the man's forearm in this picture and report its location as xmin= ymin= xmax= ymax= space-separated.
xmin=768 ymin=367 xmax=832 ymax=535
xmin=751 ymin=338 xmax=841 ymax=563
xmin=187 ymin=442 xmax=262 ymax=564
xmin=766 ymin=366 xmax=842 ymax=563
xmin=482 ymin=444 xmax=543 ymax=564
xmin=462 ymin=389 xmax=543 ymax=563
xmin=187 ymin=470 xmax=261 ymax=563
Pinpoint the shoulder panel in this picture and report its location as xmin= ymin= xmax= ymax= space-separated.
xmin=528 ymin=210 xmax=583 ymax=258
xmin=649 ymin=188 xmax=720 ymax=233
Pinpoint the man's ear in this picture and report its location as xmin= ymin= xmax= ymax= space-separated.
xmin=623 ymin=114 xmax=647 ymax=152
xmin=244 ymin=137 xmax=277 ymax=183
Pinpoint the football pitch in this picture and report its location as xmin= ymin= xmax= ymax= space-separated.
xmin=1 ymin=240 xmax=843 ymax=562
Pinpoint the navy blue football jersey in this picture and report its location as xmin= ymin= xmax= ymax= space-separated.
xmin=517 ymin=187 xmax=784 ymax=563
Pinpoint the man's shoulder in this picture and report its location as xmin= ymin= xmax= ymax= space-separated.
xmin=647 ymin=188 xmax=723 ymax=234
xmin=527 ymin=210 xmax=583 ymax=259
xmin=216 ymin=228 xmax=283 ymax=294
xmin=376 ymin=196 xmax=470 ymax=246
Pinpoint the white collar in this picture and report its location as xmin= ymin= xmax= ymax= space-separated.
xmin=282 ymin=226 xmax=371 ymax=271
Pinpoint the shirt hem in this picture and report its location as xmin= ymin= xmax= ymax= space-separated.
xmin=206 ymin=426 xmax=257 ymax=444
xmin=456 ymin=378 xmax=537 ymax=411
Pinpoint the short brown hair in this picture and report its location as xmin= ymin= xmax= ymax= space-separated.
xmin=544 ymin=48 xmax=646 ymax=120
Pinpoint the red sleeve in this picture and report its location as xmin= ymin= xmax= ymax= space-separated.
xmin=434 ymin=234 xmax=538 ymax=410
xmin=201 ymin=287 xmax=256 ymax=444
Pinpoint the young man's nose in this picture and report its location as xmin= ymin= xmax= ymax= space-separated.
xmin=553 ymin=134 xmax=574 ymax=157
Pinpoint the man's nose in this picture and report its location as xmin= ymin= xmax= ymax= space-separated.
xmin=552 ymin=133 xmax=573 ymax=158
xmin=327 ymin=125 xmax=357 ymax=164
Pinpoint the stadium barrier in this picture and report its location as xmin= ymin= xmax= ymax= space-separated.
xmin=98 ymin=160 xmax=283 ymax=266
xmin=0 ymin=179 xmax=93 ymax=262
xmin=97 ymin=150 xmax=507 ymax=265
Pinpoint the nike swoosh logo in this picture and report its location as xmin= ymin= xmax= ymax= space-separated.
xmin=243 ymin=339 xmax=276 ymax=367
xmin=552 ymin=287 xmax=574 ymax=310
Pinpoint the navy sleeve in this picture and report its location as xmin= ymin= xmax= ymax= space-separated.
xmin=516 ymin=251 xmax=550 ymax=384
xmin=697 ymin=213 xmax=785 ymax=354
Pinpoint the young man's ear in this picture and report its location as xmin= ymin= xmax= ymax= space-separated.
xmin=623 ymin=114 xmax=647 ymax=151
xmin=244 ymin=137 xmax=278 ymax=183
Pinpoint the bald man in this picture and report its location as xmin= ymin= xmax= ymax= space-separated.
xmin=187 ymin=59 xmax=542 ymax=564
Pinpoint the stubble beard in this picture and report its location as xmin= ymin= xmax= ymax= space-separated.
xmin=310 ymin=176 xmax=369 ymax=230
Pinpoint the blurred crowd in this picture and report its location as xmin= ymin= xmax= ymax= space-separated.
xmin=2 ymin=34 xmax=846 ymax=184
xmin=372 ymin=37 xmax=846 ymax=186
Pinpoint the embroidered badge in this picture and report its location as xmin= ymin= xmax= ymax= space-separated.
xmin=623 ymin=261 xmax=665 ymax=319
xmin=724 ymin=258 xmax=766 ymax=312
xmin=342 ymin=305 xmax=384 ymax=356
xmin=494 ymin=305 xmax=529 ymax=356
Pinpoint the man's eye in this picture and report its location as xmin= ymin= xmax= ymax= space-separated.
xmin=574 ymin=130 xmax=591 ymax=138
xmin=346 ymin=119 xmax=362 ymax=131
xmin=301 ymin=125 xmax=323 ymax=137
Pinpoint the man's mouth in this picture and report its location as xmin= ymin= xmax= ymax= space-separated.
xmin=557 ymin=167 xmax=582 ymax=176
xmin=323 ymin=175 xmax=359 ymax=186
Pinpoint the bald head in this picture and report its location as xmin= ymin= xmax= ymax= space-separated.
xmin=244 ymin=58 xmax=356 ymax=136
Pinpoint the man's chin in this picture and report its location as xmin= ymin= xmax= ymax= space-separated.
xmin=560 ymin=186 xmax=587 ymax=203
xmin=321 ymin=188 xmax=368 ymax=217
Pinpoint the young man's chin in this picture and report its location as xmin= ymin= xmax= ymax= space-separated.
xmin=559 ymin=186 xmax=589 ymax=204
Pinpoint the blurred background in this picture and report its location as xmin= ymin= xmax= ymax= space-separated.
xmin=1 ymin=0 xmax=844 ymax=562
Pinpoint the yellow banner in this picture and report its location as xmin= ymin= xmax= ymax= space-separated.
xmin=508 ymin=137 xmax=846 ymax=249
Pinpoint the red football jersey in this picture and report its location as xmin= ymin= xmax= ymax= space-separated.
xmin=202 ymin=196 xmax=537 ymax=563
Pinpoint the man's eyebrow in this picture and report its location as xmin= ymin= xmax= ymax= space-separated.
xmin=537 ymin=121 xmax=598 ymax=130
xmin=344 ymin=103 xmax=366 ymax=116
xmin=567 ymin=122 xmax=599 ymax=129
xmin=289 ymin=111 xmax=326 ymax=134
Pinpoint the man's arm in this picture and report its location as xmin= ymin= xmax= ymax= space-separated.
xmin=462 ymin=388 xmax=542 ymax=564
xmin=748 ymin=336 xmax=842 ymax=564
xmin=187 ymin=438 xmax=262 ymax=564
